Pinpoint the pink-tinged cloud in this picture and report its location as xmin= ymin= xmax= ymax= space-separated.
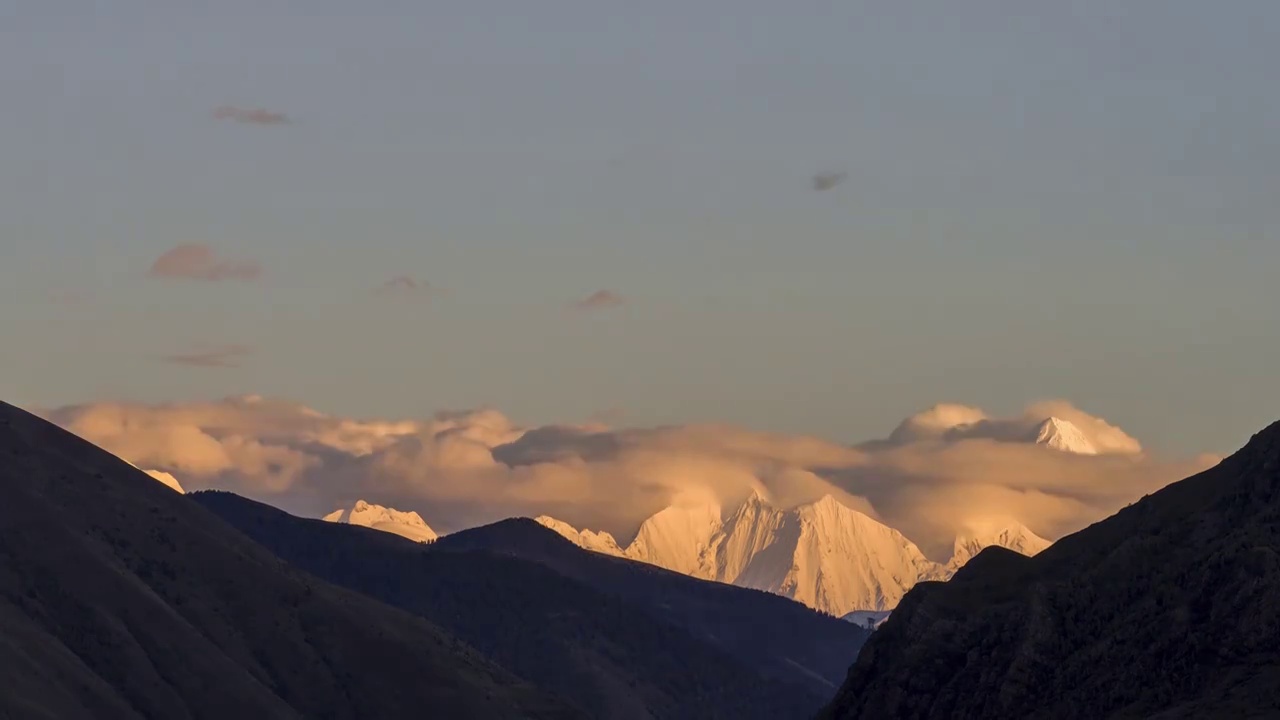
xmin=571 ymin=290 xmax=626 ymax=310
xmin=163 ymin=344 xmax=253 ymax=368
xmin=212 ymin=105 xmax=291 ymax=125
xmin=147 ymin=244 xmax=262 ymax=282
xmin=377 ymin=276 xmax=428 ymax=296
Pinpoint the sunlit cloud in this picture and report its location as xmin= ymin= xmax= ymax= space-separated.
xmin=147 ymin=244 xmax=261 ymax=282
xmin=41 ymin=396 xmax=1218 ymax=559
xmin=571 ymin=289 xmax=626 ymax=310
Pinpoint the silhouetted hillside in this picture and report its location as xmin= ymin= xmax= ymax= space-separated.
xmin=0 ymin=401 xmax=580 ymax=720
xmin=821 ymin=420 xmax=1280 ymax=720
xmin=437 ymin=517 xmax=869 ymax=698
xmin=195 ymin=492 xmax=866 ymax=719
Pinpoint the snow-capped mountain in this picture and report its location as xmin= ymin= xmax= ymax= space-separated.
xmin=946 ymin=519 xmax=1052 ymax=573
xmin=1028 ymin=417 xmax=1098 ymax=455
xmin=534 ymin=515 xmax=625 ymax=555
xmin=323 ymin=500 xmax=439 ymax=543
xmin=540 ymin=492 xmax=1055 ymax=616
xmin=539 ymin=491 xmax=950 ymax=616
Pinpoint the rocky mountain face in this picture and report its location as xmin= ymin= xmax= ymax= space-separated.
xmin=820 ymin=419 xmax=1280 ymax=720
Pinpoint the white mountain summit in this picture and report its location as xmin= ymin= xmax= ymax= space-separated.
xmin=539 ymin=492 xmax=1052 ymax=616
xmin=946 ymin=519 xmax=1052 ymax=573
xmin=1029 ymin=417 xmax=1098 ymax=455
xmin=323 ymin=500 xmax=439 ymax=543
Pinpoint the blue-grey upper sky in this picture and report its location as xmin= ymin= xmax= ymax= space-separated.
xmin=2 ymin=1 xmax=1277 ymax=454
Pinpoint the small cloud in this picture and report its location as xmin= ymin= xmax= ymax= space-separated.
xmin=163 ymin=344 xmax=253 ymax=368
xmin=811 ymin=172 xmax=847 ymax=191
xmin=147 ymin=244 xmax=261 ymax=282
xmin=376 ymin=276 xmax=428 ymax=297
xmin=571 ymin=290 xmax=626 ymax=311
xmin=212 ymin=105 xmax=291 ymax=126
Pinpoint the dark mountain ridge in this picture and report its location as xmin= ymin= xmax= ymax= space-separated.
xmin=195 ymin=491 xmax=867 ymax=719
xmin=436 ymin=516 xmax=869 ymax=696
xmin=0 ymin=401 xmax=580 ymax=719
xmin=821 ymin=420 xmax=1280 ymax=720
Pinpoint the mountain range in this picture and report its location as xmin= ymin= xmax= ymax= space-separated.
xmin=520 ymin=415 xmax=1093 ymax=616
xmin=0 ymin=399 xmax=867 ymax=719
xmin=13 ymin=392 xmax=1277 ymax=718
xmin=132 ymin=418 xmax=1077 ymax=619
xmin=820 ymin=419 xmax=1280 ymax=719
xmin=537 ymin=490 xmax=1050 ymax=616
xmin=197 ymin=492 xmax=868 ymax=719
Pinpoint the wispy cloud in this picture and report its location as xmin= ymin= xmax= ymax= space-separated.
xmin=376 ymin=276 xmax=428 ymax=297
xmin=212 ymin=105 xmax=292 ymax=126
xmin=163 ymin=344 xmax=253 ymax=368
xmin=147 ymin=244 xmax=261 ymax=282
xmin=571 ymin=289 xmax=626 ymax=311
xmin=811 ymin=172 xmax=847 ymax=191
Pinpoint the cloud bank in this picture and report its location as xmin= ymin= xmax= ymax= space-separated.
xmin=147 ymin=244 xmax=262 ymax=282
xmin=43 ymin=397 xmax=1219 ymax=559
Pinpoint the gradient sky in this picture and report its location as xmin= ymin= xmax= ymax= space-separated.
xmin=2 ymin=2 xmax=1277 ymax=454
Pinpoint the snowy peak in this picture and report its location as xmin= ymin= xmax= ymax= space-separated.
xmin=535 ymin=516 xmax=625 ymax=556
xmin=766 ymin=495 xmax=944 ymax=613
xmin=626 ymin=499 xmax=723 ymax=576
xmin=1029 ymin=417 xmax=1097 ymax=455
xmin=947 ymin=519 xmax=1052 ymax=572
xmin=323 ymin=500 xmax=438 ymax=543
xmin=548 ymin=492 xmax=945 ymax=616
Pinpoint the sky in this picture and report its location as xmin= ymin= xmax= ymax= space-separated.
xmin=2 ymin=1 xmax=1278 ymax=456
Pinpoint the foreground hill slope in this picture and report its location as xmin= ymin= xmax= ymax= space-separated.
xmin=821 ymin=420 xmax=1280 ymax=720
xmin=436 ymin=517 xmax=869 ymax=702
xmin=0 ymin=401 xmax=580 ymax=720
xmin=196 ymin=492 xmax=846 ymax=720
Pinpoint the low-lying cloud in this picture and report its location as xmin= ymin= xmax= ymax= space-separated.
xmin=42 ymin=396 xmax=1221 ymax=559
xmin=212 ymin=105 xmax=292 ymax=126
xmin=148 ymin=244 xmax=262 ymax=282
